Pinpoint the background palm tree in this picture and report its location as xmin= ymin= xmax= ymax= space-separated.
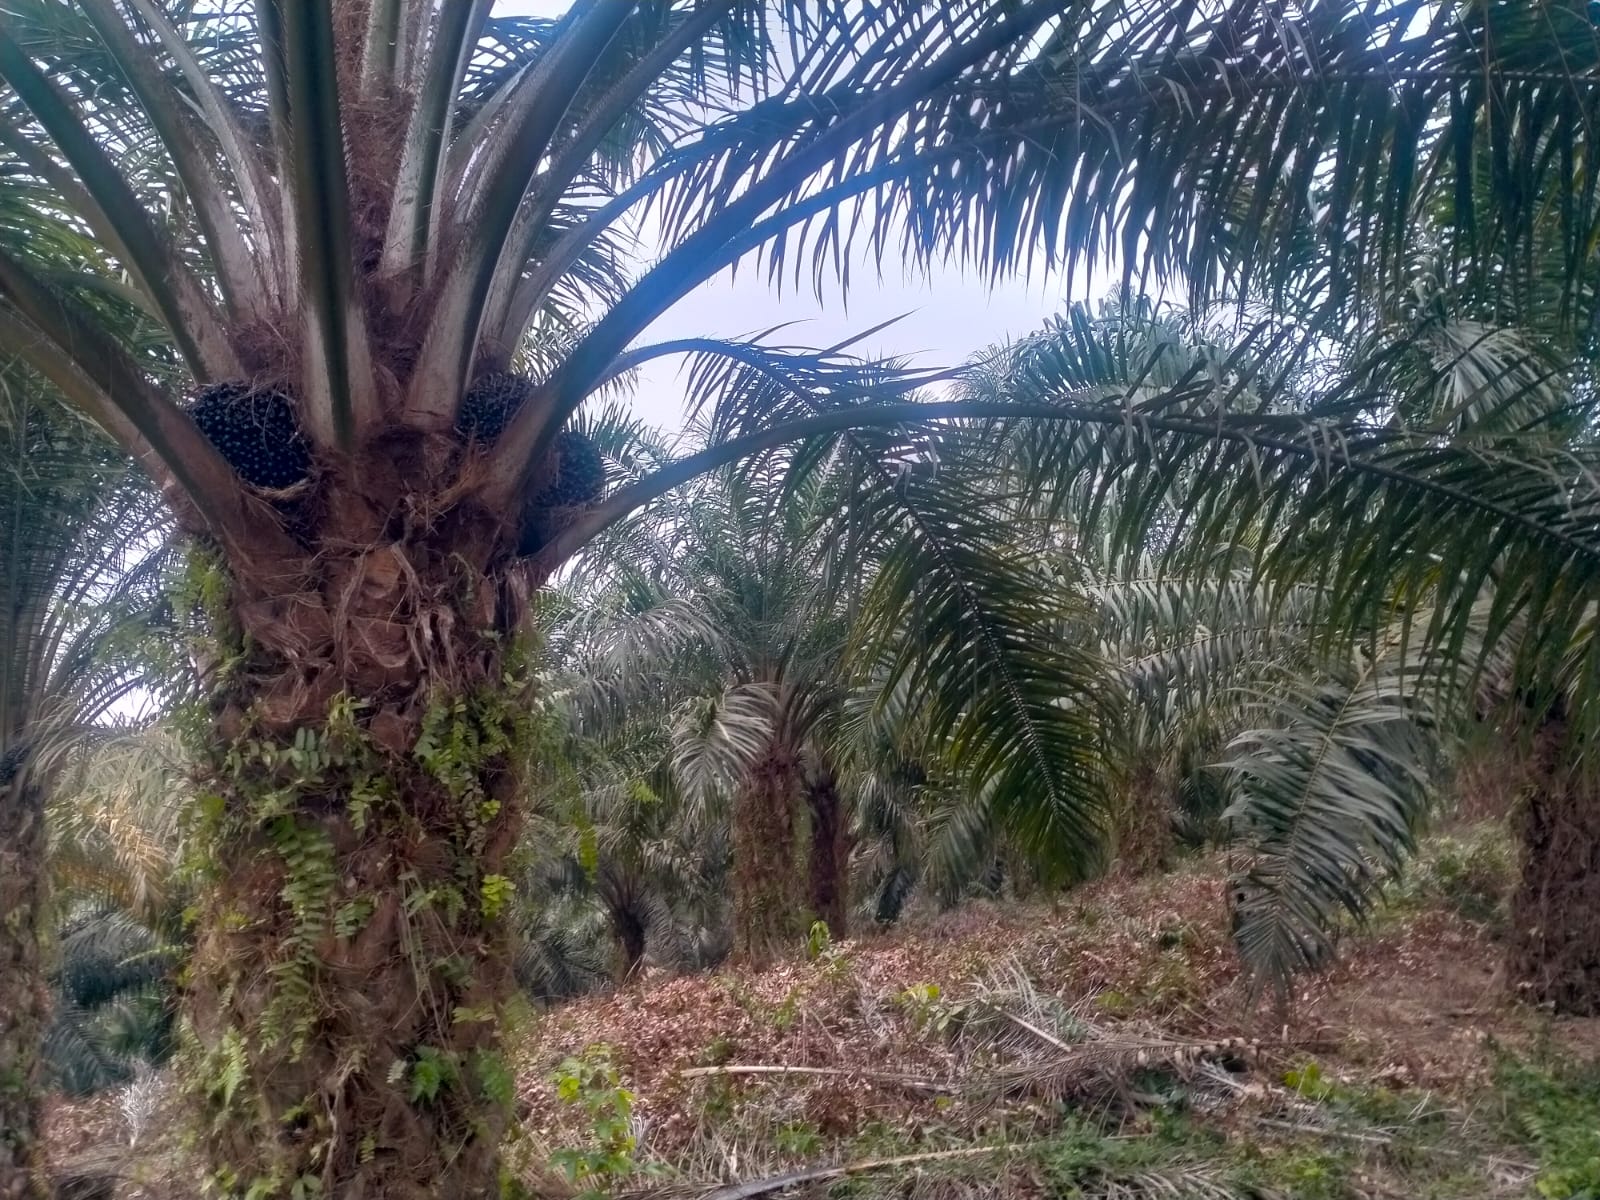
xmin=973 ymin=288 xmax=1595 ymax=1000
xmin=0 ymin=379 xmax=173 ymax=1193
xmin=552 ymin=433 xmax=1110 ymax=961
xmin=42 ymin=723 xmax=192 ymax=1099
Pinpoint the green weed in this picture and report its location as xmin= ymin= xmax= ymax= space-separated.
xmin=1494 ymin=1053 xmax=1600 ymax=1199
xmin=1391 ymin=825 xmax=1515 ymax=927
xmin=548 ymin=1045 xmax=655 ymax=1198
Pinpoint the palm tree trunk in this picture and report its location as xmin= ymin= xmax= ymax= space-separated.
xmin=598 ymin=865 xmax=651 ymax=982
xmin=804 ymin=769 xmax=849 ymax=938
xmin=614 ymin=911 xmax=647 ymax=981
xmin=732 ymin=743 xmax=801 ymax=962
xmin=1508 ymin=712 xmax=1600 ymax=1015
xmin=1111 ymin=760 xmax=1173 ymax=876
xmin=180 ymin=502 xmax=530 ymax=1198
xmin=0 ymin=766 xmax=48 ymax=1200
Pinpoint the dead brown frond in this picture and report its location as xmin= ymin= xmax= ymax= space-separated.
xmin=676 ymin=1064 xmax=954 ymax=1096
xmin=1082 ymin=1164 xmax=1269 ymax=1200
xmin=949 ymin=960 xmax=1275 ymax=1107
xmin=627 ymin=1143 xmax=1028 ymax=1200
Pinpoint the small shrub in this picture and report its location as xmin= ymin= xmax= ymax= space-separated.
xmin=549 ymin=1045 xmax=652 ymax=1197
xmin=697 ymin=1034 xmax=737 ymax=1067
xmin=774 ymin=1120 xmax=825 ymax=1158
xmin=1267 ymin=1147 xmax=1352 ymax=1200
xmin=895 ymin=981 xmax=963 ymax=1038
xmin=1393 ymin=825 xmax=1515 ymax=926
xmin=1283 ymin=1059 xmax=1443 ymax=1129
xmin=1094 ymin=989 xmax=1134 ymax=1018
xmin=805 ymin=919 xmax=831 ymax=962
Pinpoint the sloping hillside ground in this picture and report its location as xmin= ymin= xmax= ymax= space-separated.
xmin=45 ymin=827 xmax=1600 ymax=1199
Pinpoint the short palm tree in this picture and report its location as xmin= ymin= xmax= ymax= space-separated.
xmin=555 ymin=433 xmax=1109 ymax=960
xmin=553 ymin=464 xmax=858 ymax=960
xmin=7 ymin=0 xmax=1600 ymax=1191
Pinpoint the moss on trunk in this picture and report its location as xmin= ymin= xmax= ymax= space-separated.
xmin=732 ymin=743 xmax=802 ymax=962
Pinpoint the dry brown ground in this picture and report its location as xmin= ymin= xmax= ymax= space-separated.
xmin=44 ymin=856 xmax=1600 ymax=1197
xmin=510 ymin=861 xmax=1597 ymax=1141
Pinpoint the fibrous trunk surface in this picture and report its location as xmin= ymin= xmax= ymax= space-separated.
xmin=804 ymin=769 xmax=849 ymax=938
xmin=732 ymin=744 xmax=802 ymax=962
xmin=0 ymin=771 xmax=47 ymax=1200
xmin=1508 ymin=715 xmax=1600 ymax=1015
xmin=180 ymin=456 xmax=534 ymax=1199
xmin=1111 ymin=760 xmax=1173 ymax=877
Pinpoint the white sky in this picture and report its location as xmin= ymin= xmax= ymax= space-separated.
xmin=496 ymin=0 xmax=1097 ymax=431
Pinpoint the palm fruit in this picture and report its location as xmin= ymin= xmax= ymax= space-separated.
xmin=187 ymin=382 xmax=310 ymax=489
xmin=0 ymin=742 xmax=27 ymax=787
xmin=518 ymin=430 xmax=606 ymax=556
xmin=534 ymin=430 xmax=606 ymax=508
xmin=456 ymin=371 xmax=535 ymax=445
xmin=457 ymin=372 xmax=604 ymax=505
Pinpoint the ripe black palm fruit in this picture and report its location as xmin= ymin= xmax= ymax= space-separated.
xmin=456 ymin=373 xmax=603 ymax=504
xmin=0 ymin=742 xmax=28 ymax=787
xmin=518 ymin=430 xmax=606 ymax=556
xmin=456 ymin=371 xmax=535 ymax=445
xmin=188 ymin=382 xmax=310 ymax=489
xmin=534 ymin=430 xmax=606 ymax=508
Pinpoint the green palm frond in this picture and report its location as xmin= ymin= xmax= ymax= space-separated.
xmin=44 ymin=901 xmax=176 ymax=1096
xmin=966 ymin=299 xmax=1583 ymax=988
xmin=0 ymin=380 xmax=174 ymax=783
xmin=511 ymin=897 xmax=610 ymax=1005
xmin=843 ymin=471 xmax=1108 ymax=880
xmin=1222 ymin=623 xmax=1465 ymax=991
xmin=966 ymin=308 xmax=1600 ymax=735
xmin=1089 ymin=572 xmax=1320 ymax=718
xmin=670 ymin=684 xmax=780 ymax=822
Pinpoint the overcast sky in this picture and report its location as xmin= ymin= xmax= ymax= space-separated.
xmin=495 ymin=0 xmax=1101 ymax=432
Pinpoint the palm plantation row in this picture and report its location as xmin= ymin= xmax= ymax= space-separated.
xmin=3 ymin=0 xmax=1600 ymax=1195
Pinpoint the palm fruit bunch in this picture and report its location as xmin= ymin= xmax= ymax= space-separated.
xmin=518 ymin=430 xmax=607 ymax=555
xmin=187 ymin=382 xmax=311 ymax=489
xmin=0 ymin=742 xmax=27 ymax=787
xmin=458 ymin=370 xmax=605 ymax=502
xmin=458 ymin=370 xmax=606 ymax=555
xmin=455 ymin=370 xmax=535 ymax=445
xmin=531 ymin=430 xmax=605 ymax=508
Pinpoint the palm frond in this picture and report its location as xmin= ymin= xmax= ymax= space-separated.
xmin=1222 ymin=612 xmax=1484 ymax=990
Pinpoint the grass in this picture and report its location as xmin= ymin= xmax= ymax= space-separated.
xmin=1387 ymin=821 xmax=1518 ymax=929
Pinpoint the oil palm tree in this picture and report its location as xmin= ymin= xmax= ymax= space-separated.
xmin=514 ymin=598 xmax=731 ymax=986
xmin=0 ymin=4 xmax=1144 ymax=1188
xmin=42 ymin=723 xmax=192 ymax=1101
xmin=6 ymin=0 xmax=1600 ymax=1191
xmin=554 ymin=431 xmax=1108 ymax=960
xmin=554 ymin=461 xmax=860 ymax=960
xmin=0 ymin=380 xmax=172 ymax=1194
xmin=979 ymin=290 xmax=1596 ymax=1003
